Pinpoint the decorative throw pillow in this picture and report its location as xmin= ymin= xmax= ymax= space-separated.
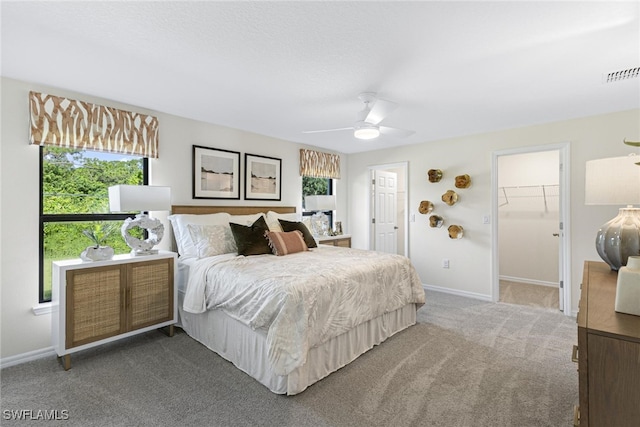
xmin=265 ymin=230 xmax=309 ymax=256
xmin=187 ymin=224 xmax=237 ymax=258
xmin=229 ymin=216 xmax=272 ymax=256
xmin=266 ymin=211 xmax=300 ymax=232
xmin=278 ymin=219 xmax=318 ymax=248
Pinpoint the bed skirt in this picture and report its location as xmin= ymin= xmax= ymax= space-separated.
xmin=177 ymin=290 xmax=418 ymax=395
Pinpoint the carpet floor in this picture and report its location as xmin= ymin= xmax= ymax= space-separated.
xmin=0 ymin=291 xmax=578 ymax=426
xmin=499 ymin=280 xmax=560 ymax=310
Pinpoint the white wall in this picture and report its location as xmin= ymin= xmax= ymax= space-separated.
xmin=0 ymin=77 xmax=347 ymax=359
xmin=347 ymin=109 xmax=640 ymax=308
xmin=498 ymin=151 xmax=559 ymax=284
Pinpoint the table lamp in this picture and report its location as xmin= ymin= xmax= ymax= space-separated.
xmin=108 ymin=185 xmax=171 ymax=255
xmin=585 ymin=154 xmax=640 ymax=271
xmin=305 ymin=195 xmax=336 ymax=237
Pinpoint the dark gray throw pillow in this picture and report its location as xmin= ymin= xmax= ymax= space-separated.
xmin=278 ymin=219 xmax=318 ymax=248
xmin=229 ymin=216 xmax=272 ymax=256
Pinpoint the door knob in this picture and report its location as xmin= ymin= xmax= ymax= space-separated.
xmin=553 ymin=233 xmax=560 ymax=237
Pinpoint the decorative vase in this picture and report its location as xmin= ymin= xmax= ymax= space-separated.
xmin=80 ymin=245 xmax=115 ymax=262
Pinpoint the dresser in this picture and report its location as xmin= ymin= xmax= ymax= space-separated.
xmin=575 ymin=261 xmax=640 ymax=426
xmin=52 ymin=251 xmax=177 ymax=370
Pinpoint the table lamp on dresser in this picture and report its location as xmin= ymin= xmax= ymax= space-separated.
xmin=108 ymin=185 xmax=171 ymax=255
xmin=585 ymin=154 xmax=640 ymax=315
xmin=305 ymin=195 xmax=336 ymax=237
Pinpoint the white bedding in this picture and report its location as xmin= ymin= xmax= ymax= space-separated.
xmin=182 ymin=245 xmax=425 ymax=376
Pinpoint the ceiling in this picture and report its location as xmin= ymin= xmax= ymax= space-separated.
xmin=2 ymin=1 xmax=639 ymax=154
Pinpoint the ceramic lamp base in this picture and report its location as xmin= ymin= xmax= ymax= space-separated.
xmin=595 ymin=207 xmax=640 ymax=271
xmin=615 ymin=256 xmax=640 ymax=316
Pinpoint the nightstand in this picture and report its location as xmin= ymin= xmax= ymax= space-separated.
xmin=316 ymin=234 xmax=351 ymax=248
xmin=52 ymin=251 xmax=177 ymax=370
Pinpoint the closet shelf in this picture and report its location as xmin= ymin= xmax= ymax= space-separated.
xmin=498 ymin=184 xmax=559 ymax=211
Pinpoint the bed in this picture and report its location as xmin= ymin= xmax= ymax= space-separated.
xmin=169 ymin=205 xmax=425 ymax=395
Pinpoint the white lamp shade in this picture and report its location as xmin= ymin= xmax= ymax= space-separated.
xmin=108 ymin=185 xmax=171 ymax=212
xmin=585 ymin=155 xmax=640 ymax=205
xmin=305 ymin=195 xmax=336 ymax=211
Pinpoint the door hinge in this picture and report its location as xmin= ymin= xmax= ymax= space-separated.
xmin=372 ymin=218 xmax=375 ymax=224
xmin=559 ymin=222 xmax=564 ymax=230
xmin=560 ymin=280 xmax=564 ymax=289
xmin=372 ymin=179 xmax=376 ymax=185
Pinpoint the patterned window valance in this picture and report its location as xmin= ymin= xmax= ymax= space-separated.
xmin=29 ymin=91 xmax=159 ymax=158
xmin=299 ymin=149 xmax=341 ymax=179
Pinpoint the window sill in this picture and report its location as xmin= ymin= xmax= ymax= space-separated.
xmin=32 ymin=302 xmax=52 ymax=316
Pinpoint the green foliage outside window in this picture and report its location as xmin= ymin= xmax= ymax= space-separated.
xmin=302 ymin=176 xmax=329 ymax=210
xmin=41 ymin=147 xmax=144 ymax=301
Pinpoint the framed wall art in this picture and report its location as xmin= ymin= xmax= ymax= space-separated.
xmin=192 ymin=145 xmax=241 ymax=199
xmin=244 ymin=153 xmax=281 ymax=201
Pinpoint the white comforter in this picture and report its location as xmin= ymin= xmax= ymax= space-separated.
xmin=183 ymin=245 xmax=425 ymax=376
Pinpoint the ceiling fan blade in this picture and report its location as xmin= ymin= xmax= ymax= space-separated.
xmin=302 ymin=127 xmax=354 ymax=134
xmin=365 ymin=98 xmax=398 ymax=125
xmin=379 ymin=126 xmax=415 ymax=138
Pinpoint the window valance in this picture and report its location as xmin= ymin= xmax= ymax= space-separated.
xmin=299 ymin=149 xmax=340 ymax=179
xmin=29 ymin=91 xmax=159 ymax=158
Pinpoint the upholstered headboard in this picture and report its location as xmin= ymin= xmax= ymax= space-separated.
xmin=171 ymin=205 xmax=296 ymax=215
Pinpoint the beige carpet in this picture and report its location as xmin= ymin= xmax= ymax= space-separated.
xmin=1 ymin=291 xmax=577 ymax=426
xmin=499 ymin=280 xmax=559 ymax=310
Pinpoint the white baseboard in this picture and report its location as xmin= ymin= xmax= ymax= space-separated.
xmin=423 ymin=284 xmax=493 ymax=302
xmin=499 ymin=275 xmax=558 ymax=288
xmin=1 ymin=346 xmax=56 ymax=369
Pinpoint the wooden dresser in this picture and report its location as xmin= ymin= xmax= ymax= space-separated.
xmin=575 ymin=261 xmax=640 ymax=426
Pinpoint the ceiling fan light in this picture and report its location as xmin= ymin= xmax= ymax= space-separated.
xmin=354 ymin=124 xmax=380 ymax=140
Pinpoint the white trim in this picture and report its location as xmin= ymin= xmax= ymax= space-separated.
xmin=0 ymin=347 xmax=56 ymax=369
xmin=491 ymin=142 xmax=572 ymax=316
xmin=423 ymin=284 xmax=492 ymax=302
xmin=32 ymin=302 xmax=52 ymax=316
xmin=499 ymin=275 xmax=558 ymax=288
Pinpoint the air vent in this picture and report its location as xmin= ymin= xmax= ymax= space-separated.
xmin=603 ymin=67 xmax=640 ymax=83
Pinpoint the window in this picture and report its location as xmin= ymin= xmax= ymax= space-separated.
xmin=39 ymin=147 xmax=148 ymax=303
xmin=302 ymin=176 xmax=333 ymax=226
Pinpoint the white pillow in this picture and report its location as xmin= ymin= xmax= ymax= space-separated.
xmin=187 ymin=224 xmax=237 ymax=258
xmin=266 ymin=211 xmax=300 ymax=232
xmin=167 ymin=213 xmax=231 ymax=258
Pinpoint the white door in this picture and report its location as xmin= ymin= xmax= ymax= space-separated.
xmin=374 ymin=170 xmax=398 ymax=254
xmin=557 ymin=160 xmax=566 ymax=312
xmin=556 ymin=224 xmax=565 ymax=311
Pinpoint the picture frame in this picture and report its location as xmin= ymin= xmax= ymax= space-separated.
xmin=244 ymin=153 xmax=282 ymax=201
xmin=192 ymin=145 xmax=241 ymax=199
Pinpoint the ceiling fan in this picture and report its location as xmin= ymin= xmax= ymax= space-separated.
xmin=303 ymin=93 xmax=415 ymax=140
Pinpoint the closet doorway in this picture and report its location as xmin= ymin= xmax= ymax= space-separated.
xmin=492 ymin=144 xmax=571 ymax=314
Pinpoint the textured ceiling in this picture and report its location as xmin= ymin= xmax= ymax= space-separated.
xmin=2 ymin=1 xmax=639 ymax=154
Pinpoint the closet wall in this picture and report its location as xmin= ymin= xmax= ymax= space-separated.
xmin=498 ymin=150 xmax=559 ymax=285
